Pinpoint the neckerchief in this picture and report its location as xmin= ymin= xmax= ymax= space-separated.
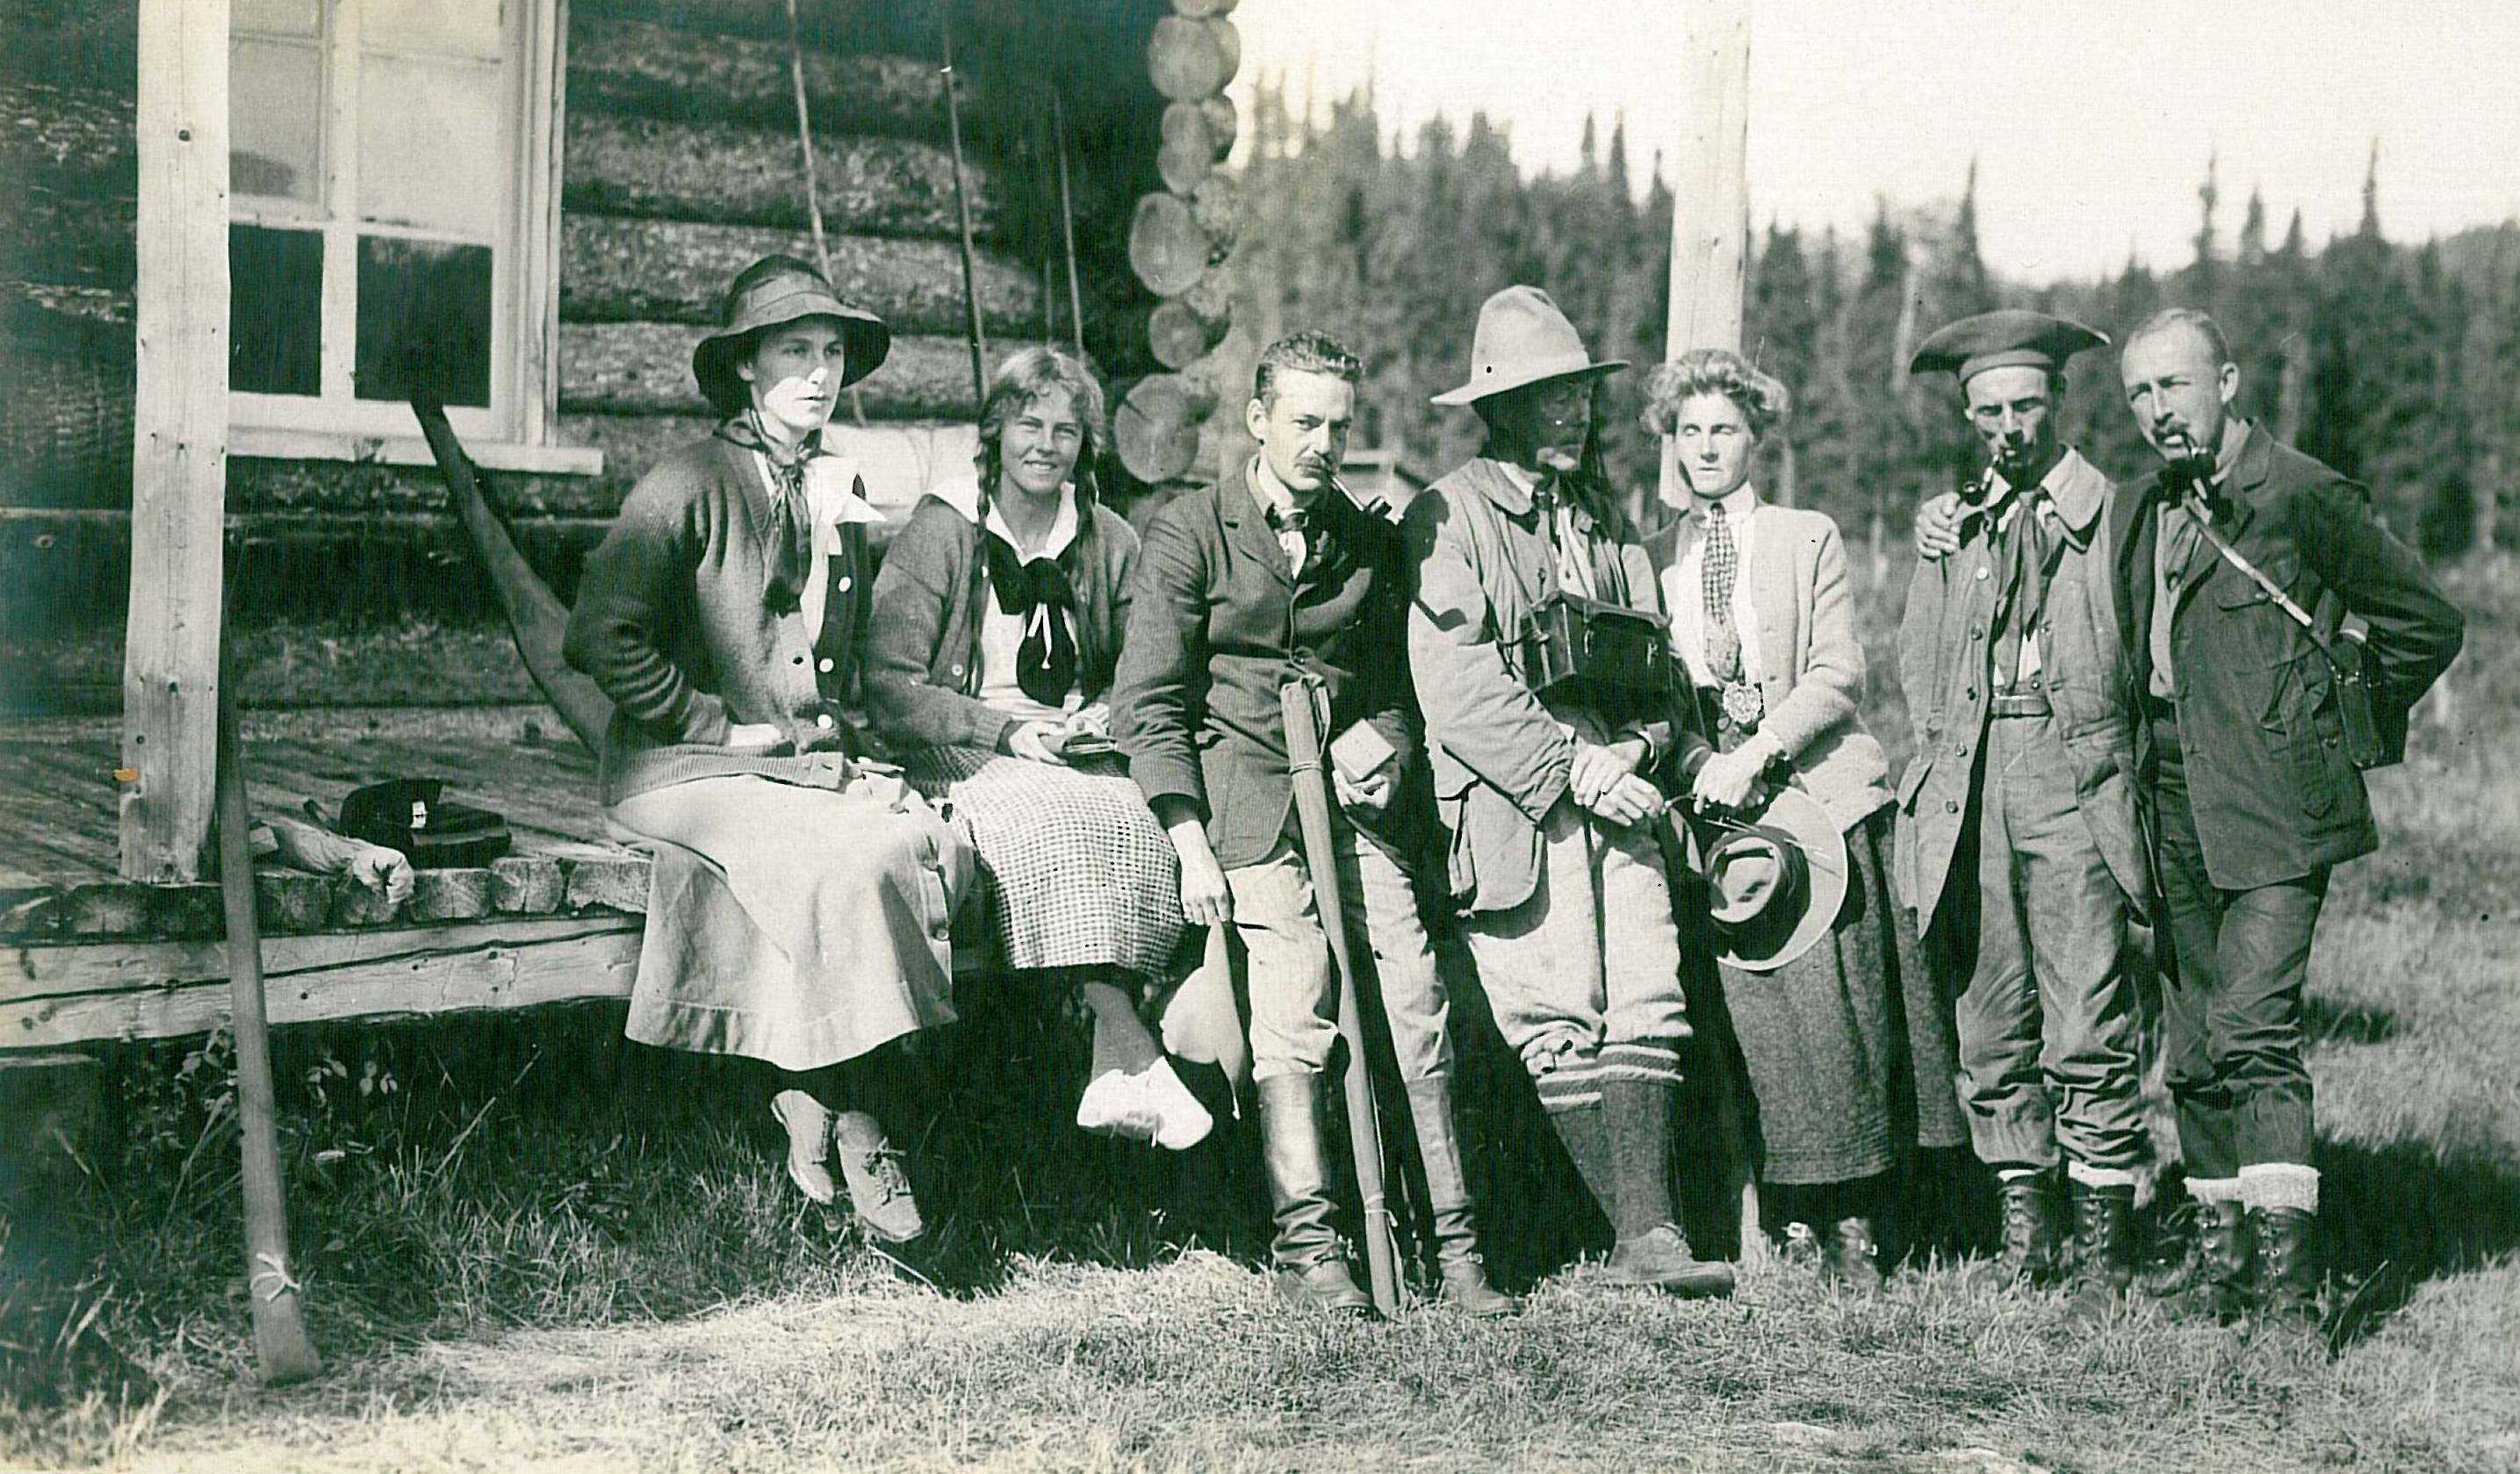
xmin=981 ymin=528 xmax=1078 ymax=707
xmin=716 ymin=414 xmax=818 ymax=612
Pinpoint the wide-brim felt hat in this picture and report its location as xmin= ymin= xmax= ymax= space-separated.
xmin=1680 ymin=784 xmax=1848 ymax=974
xmin=693 ymin=258 xmax=892 ymax=417
xmin=1430 ymin=284 xmax=1627 ymax=406
xmin=1908 ymin=308 xmax=2107 ymax=385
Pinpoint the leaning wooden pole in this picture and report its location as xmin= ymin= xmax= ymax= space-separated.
xmin=120 ymin=0 xmax=232 ymax=881
xmin=1280 ymin=676 xmax=1401 ymax=1318
xmin=1660 ymin=0 xmax=1765 ymax=1260
xmin=215 ymin=637 xmax=322 ymax=1384
xmin=1051 ymin=91 xmax=1088 ymax=359
xmin=1657 ymin=0 xmax=1753 ymax=510
xmin=938 ymin=16 xmax=990 ymax=405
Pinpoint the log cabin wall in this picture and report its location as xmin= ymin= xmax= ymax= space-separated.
xmin=0 ymin=0 xmax=1238 ymax=708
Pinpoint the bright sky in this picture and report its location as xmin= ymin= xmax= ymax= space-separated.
xmin=1228 ymin=0 xmax=2520 ymax=284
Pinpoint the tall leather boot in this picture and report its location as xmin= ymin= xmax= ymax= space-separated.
xmin=1255 ymin=1073 xmax=1372 ymax=1314
xmin=1600 ymin=1077 xmax=1733 ymax=1298
xmin=2141 ymin=1198 xmax=2254 ymax=1322
xmin=1993 ymin=1172 xmax=2063 ymax=1286
xmin=1404 ymin=1076 xmax=1515 ymax=1317
xmin=2251 ymin=1206 xmax=2321 ymax=1323
xmin=2064 ymin=1180 xmax=2136 ymax=1316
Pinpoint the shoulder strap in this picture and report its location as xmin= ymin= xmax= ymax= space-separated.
xmin=2187 ymin=513 xmax=2351 ymax=670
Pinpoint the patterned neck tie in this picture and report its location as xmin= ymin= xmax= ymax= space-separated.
xmin=1701 ymin=501 xmax=1742 ymax=683
xmin=1263 ymin=499 xmax=1310 ymax=579
xmin=716 ymin=416 xmax=816 ymax=612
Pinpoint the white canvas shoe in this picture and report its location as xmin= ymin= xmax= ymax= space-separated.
xmin=769 ymin=1089 xmax=836 ymax=1205
xmin=1076 ymin=1068 xmax=1163 ymax=1143
xmin=1134 ymin=1058 xmax=1215 ymax=1152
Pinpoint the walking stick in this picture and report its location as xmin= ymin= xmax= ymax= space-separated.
xmin=1278 ymin=674 xmax=1402 ymax=1317
xmin=214 ymin=634 xmax=322 ymax=1383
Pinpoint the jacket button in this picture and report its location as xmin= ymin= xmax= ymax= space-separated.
xmin=950 ymin=664 xmax=964 ymax=678
xmin=838 ymin=576 xmax=853 ymax=593
xmin=1947 ymin=800 xmax=1960 ymax=813
xmin=1975 ymin=565 xmax=1991 ymax=581
xmin=816 ymin=713 xmax=835 ymax=730
xmin=818 ymin=658 xmax=835 ymax=673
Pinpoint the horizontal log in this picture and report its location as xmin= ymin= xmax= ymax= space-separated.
xmin=1113 ymin=368 xmax=1220 ymax=485
xmin=563 ymin=113 xmax=1006 ymax=240
xmin=559 ymin=213 xmax=1042 ymax=335
xmin=1147 ymin=16 xmax=1240 ymax=102
xmin=560 ymin=321 xmax=1036 ymax=420
xmin=1127 ymin=192 xmax=1212 ymax=298
xmin=0 ymin=349 xmax=135 ymax=506
xmin=0 ymin=918 xmax=644 ymax=1049
xmin=1147 ymin=298 xmax=1228 ymax=371
xmin=568 ymin=16 xmax=961 ymax=141
xmin=558 ymin=413 xmax=980 ymax=521
xmin=0 ymin=184 xmax=135 ymax=289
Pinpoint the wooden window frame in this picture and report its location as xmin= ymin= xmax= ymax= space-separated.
xmin=223 ymin=0 xmax=595 ymax=476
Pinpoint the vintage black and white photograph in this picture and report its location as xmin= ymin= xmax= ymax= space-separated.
xmin=0 ymin=0 xmax=2511 ymax=1468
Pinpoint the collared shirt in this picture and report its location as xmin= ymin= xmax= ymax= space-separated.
xmin=1496 ymin=460 xmax=1605 ymax=599
xmin=1665 ymin=484 xmax=1766 ymax=689
xmin=1977 ymin=451 xmax=2086 ymax=688
xmin=976 ymin=485 xmax=1083 ymax=723
xmin=748 ymin=448 xmax=884 ymax=636
xmin=2149 ymin=419 xmax=2253 ymax=701
xmin=1245 ymin=456 xmax=1313 ymax=576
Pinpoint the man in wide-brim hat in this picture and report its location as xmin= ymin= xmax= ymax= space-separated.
xmin=1896 ymin=308 xmax=2155 ymax=1305
xmin=566 ymin=255 xmax=975 ymax=1258
xmin=1403 ymin=285 xmax=1732 ymax=1297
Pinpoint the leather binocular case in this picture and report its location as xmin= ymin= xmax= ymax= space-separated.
xmin=1505 ymin=592 xmax=1674 ymax=702
xmin=339 ymin=778 xmax=514 ymax=868
xmin=2331 ymin=629 xmax=2401 ymax=770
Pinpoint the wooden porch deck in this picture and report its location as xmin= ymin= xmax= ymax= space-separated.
xmin=1 ymin=706 xmax=658 ymax=1053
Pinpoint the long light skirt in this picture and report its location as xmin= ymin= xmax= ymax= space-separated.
xmin=608 ymin=772 xmax=975 ymax=1072
xmin=904 ymin=746 xmax=1191 ymax=981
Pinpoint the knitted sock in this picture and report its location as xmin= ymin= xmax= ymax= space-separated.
xmin=2184 ymin=1174 xmax=2246 ymax=1205
xmin=2237 ymin=1162 xmax=2319 ymax=1213
xmin=1082 ymin=978 xmax=1163 ymax=1079
xmin=2065 ymin=1161 xmax=2140 ymax=1189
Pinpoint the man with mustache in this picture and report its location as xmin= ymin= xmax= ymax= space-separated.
xmin=1897 ymin=312 xmax=2152 ymax=1304
xmin=1114 ymin=333 xmax=1510 ymax=1316
xmin=2104 ymin=308 xmax=2462 ymax=1324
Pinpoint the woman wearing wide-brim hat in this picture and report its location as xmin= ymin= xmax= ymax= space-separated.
xmin=564 ymin=255 xmax=976 ymax=1252
xmin=1404 ymin=285 xmax=1732 ymax=1298
xmin=1643 ymin=347 xmax=1968 ymax=1288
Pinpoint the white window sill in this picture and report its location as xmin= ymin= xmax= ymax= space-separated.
xmin=230 ymin=427 xmax=605 ymax=478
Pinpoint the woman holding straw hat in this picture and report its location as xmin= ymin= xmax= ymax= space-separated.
xmin=1643 ymin=347 xmax=1967 ymax=1288
xmin=565 ymin=255 xmax=975 ymax=1252
xmin=865 ymin=344 xmax=1239 ymax=1160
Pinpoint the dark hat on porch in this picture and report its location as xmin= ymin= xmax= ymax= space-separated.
xmin=1908 ymin=309 xmax=2107 ymax=385
xmin=692 ymin=255 xmax=891 ymax=416
xmin=1682 ymin=785 xmax=1848 ymax=974
xmin=1430 ymin=284 xmax=1627 ymax=406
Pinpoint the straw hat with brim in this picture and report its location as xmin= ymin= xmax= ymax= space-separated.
xmin=692 ymin=260 xmax=892 ymax=417
xmin=1680 ymin=785 xmax=1849 ymax=974
xmin=1430 ymin=284 xmax=1627 ymax=406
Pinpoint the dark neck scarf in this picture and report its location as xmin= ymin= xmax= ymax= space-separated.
xmin=982 ymin=523 xmax=1078 ymax=707
xmin=717 ymin=415 xmax=820 ymax=613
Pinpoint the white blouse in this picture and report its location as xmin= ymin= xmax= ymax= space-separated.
xmin=1661 ymin=484 xmax=1767 ymax=689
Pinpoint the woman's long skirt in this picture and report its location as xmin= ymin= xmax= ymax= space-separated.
xmin=608 ymin=771 xmax=974 ymax=1073
xmin=1717 ymin=807 xmax=1968 ymax=1184
xmin=904 ymin=746 xmax=1192 ymax=981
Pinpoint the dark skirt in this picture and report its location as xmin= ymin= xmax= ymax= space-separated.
xmin=1717 ymin=807 xmax=1967 ymax=1184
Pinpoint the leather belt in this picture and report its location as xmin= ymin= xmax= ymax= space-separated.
xmin=1988 ymin=693 xmax=2052 ymax=718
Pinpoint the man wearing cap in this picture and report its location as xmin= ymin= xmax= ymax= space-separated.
xmin=1896 ymin=310 xmax=2153 ymax=1300
xmin=1113 ymin=332 xmax=1510 ymax=1317
xmin=2103 ymin=308 xmax=2462 ymax=1324
xmin=566 ymin=255 xmax=975 ymax=1252
xmin=1405 ymin=285 xmax=1731 ymax=1298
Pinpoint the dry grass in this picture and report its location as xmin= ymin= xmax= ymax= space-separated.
xmin=5 ymin=556 xmax=2516 ymax=1473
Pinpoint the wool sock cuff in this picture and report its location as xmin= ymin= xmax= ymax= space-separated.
xmin=1599 ymin=1040 xmax=1684 ymax=1088
xmin=2184 ymin=1175 xmax=2246 ymax=1205
xmin=2238 ymin=1162 xmax=2319 ymax=1212
xmin=1995 ymin=1165 xmax=2048 ymax=1183
xmin=2065 ymin=1161 xmax=2139 ymax=1189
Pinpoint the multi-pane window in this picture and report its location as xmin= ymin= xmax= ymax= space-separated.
xmin=227 ymin=0 xmax=565 ymax=457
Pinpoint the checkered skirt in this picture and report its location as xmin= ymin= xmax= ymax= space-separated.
xmin=903 ymin=745 xmax=1189 ymax=978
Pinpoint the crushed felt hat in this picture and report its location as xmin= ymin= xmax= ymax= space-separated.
xmin=1679 ymin=784 xmax=1848 ymax=973
xmin=1908 ymin=308 xmax=2108 ymax=385
xmin=1430 ymin=284 xmax=1627 ymax=406
xmin=692 ymin=257 xmax=892 ymax=417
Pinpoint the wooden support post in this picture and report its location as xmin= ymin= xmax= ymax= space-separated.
xmin=1657 ymin=0 xmax=1752 ymax=513
xmin=1661 ymin=0 xmax=1766 ymax=1259
xmin=120 ymin=0 xmax=230 ymax=882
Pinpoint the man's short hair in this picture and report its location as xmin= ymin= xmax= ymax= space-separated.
xmin=2128 ymin=306 xmax=2232 ymax=367
xmin=1253 ymin=332 xmax=1362 ymax=407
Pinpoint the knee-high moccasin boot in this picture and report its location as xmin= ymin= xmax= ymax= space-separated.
xmin=1404 ymin=1076 xmax=1514 ymax=1317
xmin=1255 ymin=1073 xmax=1372 ymax=1315
xmin=1600 ymin=1077 xmax=1733 ymax=1298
